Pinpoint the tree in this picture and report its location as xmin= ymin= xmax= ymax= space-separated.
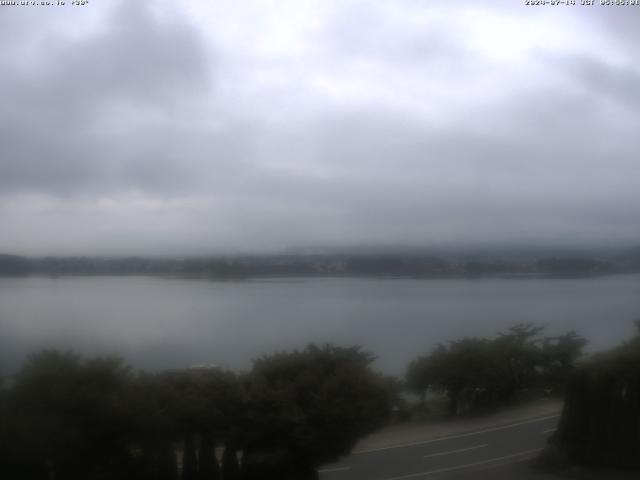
xmin=407 ymin=337 xmax=508 ymax=415
xmin=7 ymin=350 xmax=134 ymax=480
xmin=540 ymin=331 xmax=588 ymax=392
xmin=552 ymin=324 xmax=640 ymax=469
xmin=493 ymin=323 xmax=546 ymax=400
xmin=198 ymin=433 xmax=219 ymax=480
xmin=128 ymin=367 xmax=241 ymax=479
xmin=182 ymin=435 xmax=198 ymax=480
xmin=406 ymin=344 xmax=448 ymax=404
xmin=406 ymin=324 xmax=585 ymax=416
xmin=241 ymin=344 xmax=393 ymax=478
xmin=221 ymin=446 xmax=240 ymax=480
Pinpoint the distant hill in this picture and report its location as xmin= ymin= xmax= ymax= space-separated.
xmin=1 ymin=246 xmax=639 ymax=279
xmin=618 ymin=245 xmax=640 ymax=270
xmin=0 ymin=255 xmax=30 ymax=276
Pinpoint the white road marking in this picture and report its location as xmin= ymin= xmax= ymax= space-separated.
xmin=380 ymin=448 xmax=543 ymax=480
xmin=354 ymin=414 xmax=560 ymax=454
xmin=542 ymin=428 xmax=557 ymax=434
xmin=476 ymin=452 xmax=542 ymax=471
xmin=423 ymin=443 xmax=488 ymax=459
xmin=317 ymin=466 xmax=352 ymax=473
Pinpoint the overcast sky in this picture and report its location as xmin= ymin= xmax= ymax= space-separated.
xmin=1 ymin=0 xmax=639 ymax=255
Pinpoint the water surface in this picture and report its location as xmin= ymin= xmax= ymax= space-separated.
xmin=1 ymin=275 xmax=639 ymax=375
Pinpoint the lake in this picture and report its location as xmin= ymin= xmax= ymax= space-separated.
xmin=1 ymin=274 xmax=639 ymax=376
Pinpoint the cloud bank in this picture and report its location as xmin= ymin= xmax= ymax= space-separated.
xmin=1 ymin=0 xmax=639 ymax=254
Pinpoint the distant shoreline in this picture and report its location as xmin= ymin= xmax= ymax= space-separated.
xmin=2 ymin=271 xmax=639 ymax=282
xmin=2 ymin=251 xmax=639 ymax=280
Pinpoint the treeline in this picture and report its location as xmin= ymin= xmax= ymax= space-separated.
xmin=0 ymin=345 xmax=393 ymax=480
xmin=406 ymin=324 xmax=587 ymax=416
xmin=1 ymin=250 xmax=637 ymax=278
xmin=2 ymin=323 xmax=632 ymax=478
xmin=549 ymin=322 xmax=640 ymax=470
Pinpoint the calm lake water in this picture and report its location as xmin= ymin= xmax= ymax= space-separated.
xmin=1 ymin=274 xmax=640 ymax=376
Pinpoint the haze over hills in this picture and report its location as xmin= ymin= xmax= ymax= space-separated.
xmin=2 ymin=244 xmax=639 ymax=279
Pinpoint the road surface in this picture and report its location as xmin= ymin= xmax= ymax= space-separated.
xmin=318 ymin=413 xmax=559 ymax=480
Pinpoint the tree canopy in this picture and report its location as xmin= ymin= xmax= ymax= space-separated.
xmin=406 ymin=324 xmax=586 ymax=415
xmin=241 ymin=344 xmax=393 ymax=479
xmin=0 ymin=344 xmax=392 ymax=480
xmin=552 ymin=322 xmax=640 ymax=469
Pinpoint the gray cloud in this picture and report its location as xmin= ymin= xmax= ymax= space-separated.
xmin=0 ymin=0 xmax=214 ymax=196
xmin=0 ymin=0 xmax=639 ymax=254
xmin=558 ymin=56 xmax=640 ymax=113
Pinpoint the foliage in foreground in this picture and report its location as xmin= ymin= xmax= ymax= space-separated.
xmin=0 ymin=345 xmax=393 ymax=480
xmin=406 ymin=324 xmax=587 ymax=415
xmin=550 ymin=322 xmax=640 ymax=470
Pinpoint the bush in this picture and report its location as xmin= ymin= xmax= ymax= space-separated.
xmin=406 ymin=324 xmax=586 ymax=416
xmin=240 ymin=344 xmax=393 ymax=475
xmin=0 ymin=344 xmax=392 ymax=478
xmin=552 ymin=325 xmax=640 ymax=469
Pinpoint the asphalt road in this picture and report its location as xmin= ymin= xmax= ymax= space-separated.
xmin=318 ymin=413 xmax=560 ymax=480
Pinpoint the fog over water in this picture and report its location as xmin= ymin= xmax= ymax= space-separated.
xmin=2 ymin=274 xmax=639 ymax=376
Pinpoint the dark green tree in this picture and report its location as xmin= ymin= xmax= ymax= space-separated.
xmin=7 ymin=350 xmax=133 ymax=480
xmin=221 ymin=446 xmax=241 ymax=480
xmin=407 ymin=338 xmax=502 ymax=415
xmin=540 ymin=331 xmax=588 ymax=392
xmin=406 ymin=324 xmax=585 ymax=416
xmin=128 ymin=367 xmax=240 ymax=479
xmin=552 ymin=323 xmax=640 ymax=469
xmin=493 ymin=323 xmax=546 ymax=400
xmin=241 ymin=344 xmax=392 ymax=478
xmin=182 ymin=435 xmax=198 ymax=480
xmin=198 ymin=433 xmax=219 ymax=480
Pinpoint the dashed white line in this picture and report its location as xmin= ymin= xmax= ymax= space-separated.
xmin=317 ymin=466 xmax=352 ymax=473
xmin=542 ymin=428 xmax=557 ymax=434
xmin=423 ymin=443 xmax=488 ymax=459
xmin=354 ymin=414 xmax=560 ymax=454
xmin=476 ymin=451 xmax=543 ymax=471
xmin=380 ymin=448 xmax=543 ymax=480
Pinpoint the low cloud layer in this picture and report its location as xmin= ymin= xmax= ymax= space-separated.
xmin=1 ymin=0 xmax=639 ymax=255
